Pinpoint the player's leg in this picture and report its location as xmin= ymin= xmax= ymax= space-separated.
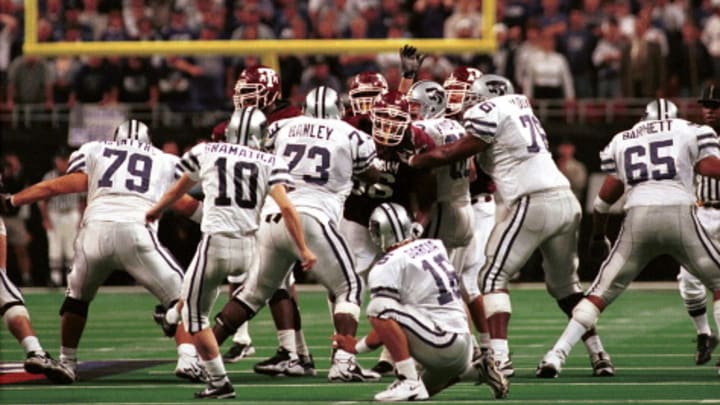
xmin=222 ymin=273 xmax=255 ymax=363
xmin=678 ymin=268 xmax=717 ymax=364
xmin=480 ymin=196 xmax=543 ymax=377
xmin=46 ymin=211 xmax=63 ymax=287
xmin=57 ymin=210 xmax=80 ymax=287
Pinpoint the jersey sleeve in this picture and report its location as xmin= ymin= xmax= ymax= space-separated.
xmin=410 ymin=125 xmax=436 ymax=153
xmin=599 ymin=137 xmax=618 ymax=175
xmin=694 ymin=124 xmax=720 ymax=161
xmin=66 ymin=142 xmax=95 ymax=174
xmin=463 ymin=101 xmax=500 ymax=144
xmin=264 ymin=118 xmax=292 ymax=152
xmin=178 ymin=144 xmax=204 ymax=182
xmin=367 ymin=253 xmax=403 ymax=302
xmin=268 ymin=155 xmax=293 ymax=188
xmin=350 ymin=129 xmax=377 ymax=174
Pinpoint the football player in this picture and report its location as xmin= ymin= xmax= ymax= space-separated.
xmin=211 ymin=100 xmax=384 ymax=383
xmin=332 ymin=203 xmax=509 ymax=401
xmin=678 ymin=84 xmax=720 ymax=365
xmin=406 ymin=74 xmax=613 ymax=378
xmin=0 ymin=177 xmax=72 ymax=383
xmin=537 ymin=99 xmax=720 ymax=377
xmin=146 ymin=107 xmax=316 ymax=399
xmin=0 ymin=120 xmax=205 ymax=384
xmin=444 ymin=66 xmax=484 ymax=120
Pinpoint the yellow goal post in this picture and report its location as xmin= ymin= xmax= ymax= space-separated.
xmin=23 ymin=0 xmax=496 ymax=72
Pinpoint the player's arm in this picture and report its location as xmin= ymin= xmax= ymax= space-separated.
xmin=8 ymin=172 xmax=88 ymax=207
xmin=397 ymin=44 xmax=426 ymax=94
xmin=356 ymin=165 xmax=382 ymax=185
xmin=409 ymin=135 xmax=489 ymax=169
xmin=695 ymin=156 xmax=720 ymax=178
xmin=146 ymin=174 xmax=197 ymax=222
xmin=589 ymin=175 xmax=624 ymax=257
xmin=170 ymin=194 xmax=203 ymax=223
xmin=268 ymin=184 xmax=317 ymax=271
xmin=331 ymin=326 xmax=383 ymax=354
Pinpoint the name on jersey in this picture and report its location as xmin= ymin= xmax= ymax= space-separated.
xmin=406 ymin=239 xmax=439 ymax=259
xmin=204 ymin=143 xmax=275 ymax=164
xmin=287 ymin=123 xmax=334 ymax=140
xmin=622 ymin=119 xmax=673 ymax=140
xmin=509 ymin=95 xmax=531 ymax=109
xmin=373 ymin=158 xmax=400 ymax=174
xmin=104 ymin=139 xmax=153 ymax=152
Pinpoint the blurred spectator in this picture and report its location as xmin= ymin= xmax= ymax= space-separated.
xmin=273 ymin=0 xmax=308 ymax=39
xmin=308 ymin=0 xmax=352 ymax=37
xmin=524 ymin=30 xmax=575 ymax=101
xmin=278 ymin=16 xmax=308 ymax=98
xmin=593 ymin=18 xmax=625 ymax=98
xmin=39 ymin=147 xmax=83 ymax=288
xmin=122 ymin=0 xmax=153 ymax=39
xmin=78 ymin=0 xmax=107 ymax=40
xmin=702 ymin=3 xmax=720 ymax=78
xmin=496 ymin=24 xmax=523 ymax=86
xmin=379 ymin=0 xmax=407 ymax=34
xmin=37 ymin=17 xmax=53 ymax=43
xmin=444 ymin=0 xmax=482 ymax=39
xmin=514 ymin=22 xmax=543 ymax=93
xmin=615 ymin=1 xmax=636 ymax=39
xmin=538 ymin=0 xmax=567 ymax=38
xmin=2 ymin=152 xmax=32 ymax=286
xmin=358 ymin=1 xmax=386 ymax=38
xmin=42 ymin=0 xmax=64 ymax=37
xmin=447 ymin=17 xmax=495 ymax=74
xmin=59 ymin=6 xmax=93 ymax=41
xmin=157 ymin=55 xmax=195 ymax=112
xmin=162 ymin=8 xmax=196 ymax=41
xmin=0 ymin=11 xmax=18 ymax=104
xmin=417 ymin=54 xmax=454 ymax=83
xmin=555 ymin=140 xmax=587 ymax=203
xmin=668 ymin=21 xmax=713 ymax=97
xmin=410 ymin=0 xmax=453 ymax=38
xmin=229 ymin=1 xmax=274 ymax=40
xmin=134 ymin=16 xmax=160 ymax=41
xmin=621 ymin=13 xmax=666 ymax=97
xmin=637 ymin=6 xmax=669 ymax=57
xmin=47 ymin=35 xmax=81 ymax=106
xmin=311 ymin=17 xmax=344 ymax=79
xmin=340 ymin=15 xmax=379 ymax=78
xmin=557 ymin=9 xmax=596 ymax=98
xmin=6 ymin=55 xmax=52 ymax=111
xmin=502 ymin=0 xmax=535 ymax=28
xmin=71 ymin=56 xmax=119 ymax=105
xmin=118 ymin=56 xmax=158 ymax=114
xmin=99 ymin=9 xmax=129 ymax=41
xmin=694 ymin=0 xmax=716 ymax=29
xmin=300 ymin=56 xmax=343 ymax=94
xmin=191 ymin=25 xmax=227 ymax=110
xmin=651 ymin=0 xmax=685 ymax=35
xmin=375 ymin=23 xmax=404 ymax=71
xmin=581 ymin=0 xmax=607 ymax=35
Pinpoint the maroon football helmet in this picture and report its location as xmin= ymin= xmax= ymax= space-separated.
xmin=233 ymin=66 xmax=281 ymax=110
xmin=370 ymin=90 xmax=411 ymax=146
xmin=443 ymin=66 xmax=483 ymax=116
xmin=349 ymin=72 xmax=389 ymax=115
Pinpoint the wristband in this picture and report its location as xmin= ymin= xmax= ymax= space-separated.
xmin=354 ymin=337 xmax=372 ymax=354
xmin=402 ymin=71 xmax=416 ymax=79
xmin=9 ymin=195 xmax=16 ymax=207
xmin=593 ymin=196 xmax=611 ymax=213
xmin=189 ymin=202 xmax=203 ymax=224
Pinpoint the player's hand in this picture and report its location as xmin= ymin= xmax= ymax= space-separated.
xmin=588 ymin=235 xmax=612 ymax=260
xmin=146 ymin=207 xmax=162 ymax=223
xmin=331 ymin=333 xmax=358 ymax=354
xmin=0 ymin=193 xmax=16 ymax=216
xmin=396 ymin=147 xmax=416 ymax=166
xmin=299 ymin=248 xmax=317 ymax=271
xmin=399 ymin=44 xmax=426 ymax=79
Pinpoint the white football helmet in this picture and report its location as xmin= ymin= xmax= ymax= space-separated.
xmin=642 ymin=98 xmax=678 ymax=121
xmin=468 ymin=74 xmax=514 ymax=107
xmin=406 ymin=80 xmax=447 ymax=120
xmin=225 ymin=106 xmax=267 ymax=149
xmin=303 ymin=86 xmax=344 ymax=119
xmin=113 ymin=119 xmax=151 ymax=143
xmin=369 ymin=202 xmax=413 ymax=252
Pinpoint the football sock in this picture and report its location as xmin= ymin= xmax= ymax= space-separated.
xmin=60 ymin=347 xmax=77 ymax=364
xmin=277 ymin=329 xmax=296 ymax=355
xmin=692 ymin=314 xmax=712 ymax=336
xmin=21 ymin=336 xmax=42 ymax=354
xmin=478 ymin=332 xmax=491 ymax=350
xmin=395 ymin=358 xmax=418 ymax=381
xmin=232 ymin=322 xmax=251 ymax=345
xmin=203 ymin=355 xmax=229 ymax=386
xmin=490 ymin=339 xmax=509 ymax=359
xmin=583 ymin=335 xmax=605 ymax=354
xmin=379 ymin=347 xmax=394 ymax=364
xmin=295 ymin=330 xmax=309 ymax=357
xmin=553 ymin=319 xmax=586 ymax=357
xmin=177 ymin=343 xmax=197 ymax=358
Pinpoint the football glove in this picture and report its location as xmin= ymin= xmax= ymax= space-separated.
xmin=588 ymin=235 xmax=612 ymax=260
xmin=399 ymin=44 xmax=426 ymax=79
xmin=0 ymin=194 xmax=16 ymax=216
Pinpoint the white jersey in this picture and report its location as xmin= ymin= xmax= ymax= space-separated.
xmin=368 ymin=238 xmax=468 ymax=334
xmin=264 ymin=116 xmax=376 ymax=222
xmin=415 ymin=118 xmax=471 ymax=203
xmin=67 ymin=139 xmax=180 ymax=223
xmin=463 ymin=94 xmax=570 ymax=205
xmin=599 ymin=118 xmax=720 ymax=209
xmin=179 ymin=142 xmax=293 ymax=234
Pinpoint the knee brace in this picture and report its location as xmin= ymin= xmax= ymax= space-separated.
xmin=572 ymin=299 xmax=600 ymax=329
xmin=557 ymin=292 xmax=584 ymax=318
xmin=59 ymin=297 xmax=89 ymax=318
xmin=333 ymin=301 xmax=360 ymax=322
xmin=3 ymin=303 xmax=30 ymax=326
xmin=214 ymin=298 xmax=255 ymax=336
xmin=483 ymin=292 xmax=511 ymax=318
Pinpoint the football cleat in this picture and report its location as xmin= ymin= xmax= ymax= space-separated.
xmin=328 ymin=358 xmax=382 ymax=382
xmin=24 ymin=351 xmax=76 ymax=384
xmin=253 ymin=347 xmax=304 ymax=377
xmin=194 ymin=381 xmax=236 ymax=399
xmin=495 ymin=355 xmax=515 ymax=377
xmin=175 ymin=355 xmax=208 ymax=383
xmin=299 ymin=354 xmax=317 ymax=377
xmin=223 ymin=342 xmax=256 ymax=363
xmin=536 ymin=350 xmax=564 ymax=379
xmin=473 ymin=350 xmax=510 ymax=399
xmin=152 ymin=305 xmax=177 ymax=338
xmin=371 ymin=360 xmax=395 ymax=376
xmin=374 ymin=377 xmax=429 ymax=402
xmin=590 ymin=351 xmax=615 ymax=376
xmin=695 ymin=333 xmax=718 ymax=365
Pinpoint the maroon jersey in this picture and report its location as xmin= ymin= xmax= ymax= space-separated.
xmin=343 ymin=124 xmax=436 ymax=226
xmin=343 ymin=111 xmax=373 ymax=134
